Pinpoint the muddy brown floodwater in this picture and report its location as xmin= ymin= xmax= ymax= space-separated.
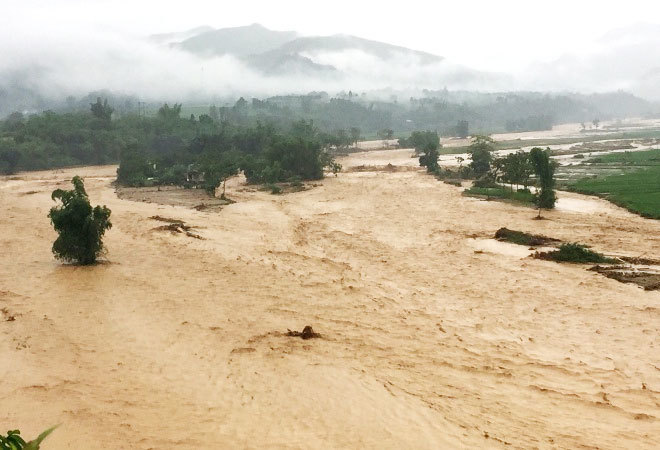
xmin=1 ymin=150 xmax=659 ymax=449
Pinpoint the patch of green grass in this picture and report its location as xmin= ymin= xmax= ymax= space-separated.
xmin=586 ymin=149 xmax=660 ymax=165
xmin=568 ymin=150 xmax=660 ymax=219
xmin=536 ymin=243 xmax=615 ymax=264
xmin=464 ymin=186 xmax=535 ymax=204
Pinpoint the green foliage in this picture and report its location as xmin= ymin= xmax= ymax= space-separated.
xmin=464 ymin=186 xmax=535 ymax=204
xmin=472 ymin=175 xmax=499 ymax=188
xmin=0 ymin=147 xmax=20 ymax=175
xmin=48 ymin=176 xmax=112 ymax=265
xmin=1 ymin=426 xmax=57 ymax=450
xmin=158 ymin=164 xmax=188 ymax=185
xmin=328 ymin=161 xmax=342 ymax=176
xmin=116 ymin=145 xmax=152 ymax=186
xmin=199 ymin=152 xmax=241 ymax=195
xmin=90 ymin=97 xmax=113 ymax=122
xmin=538 ymin=243 xmax=614 ymax=264
xmin=2 ymin=91 xmax=658 ymax=175
xmin=456 ymin=120 xmax=469 ymax=138
xmin=529 ymin=147 xmax=557 ymax=210
xmin=494 ymin=227 xmax=559 ymax=246
xmin=1 ymin=430 xmax=26 ymax=450
xmin=157 ymin=103 xmax=182 ymax=121
xmin=266 ymin=183 xmax=282 ymax=194
xmin=493 ymin=151 xmax=534 ymax=189
xmin=419 ymin=147 xmax=439 ymax=173
xmin=399 ymin=130 xmax=440 ymax=173
xmin=468 ymin=135 xmax=494 ymax=178
xmin=349 ymin=127 xmax=361 ymax=145
xmin=400 ymin=130 xmax=440 ymax=155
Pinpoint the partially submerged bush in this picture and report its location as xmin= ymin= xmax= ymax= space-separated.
xmin=48 ymin=176 xmax=112 ymax=265
xmin=464 ymin=187 xmax=535 ymax=204
xmin=536 ymin=243 xmax=614 ymax=263
xmin=472 ymin=176 xmax=499 ymax=189
xmin=266 ymin=183 xmax=281 ymax=194
xmin=1 ymin=426 xmax=58 ymax=449
xmin=443 ymin=179 xmax=462 ymax=187
xmin=495 ymin=227 xmax=560 ymax=247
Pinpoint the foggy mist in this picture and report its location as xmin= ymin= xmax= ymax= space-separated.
xmin=2 ymin=19 xmax=660 ymax=112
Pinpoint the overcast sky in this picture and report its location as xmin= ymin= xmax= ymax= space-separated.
xmin=6 ymin=0 xmax=660 ymax=71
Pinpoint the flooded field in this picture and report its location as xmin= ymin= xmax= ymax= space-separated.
xmin=1 ymin=146 xmax=659 ymax=449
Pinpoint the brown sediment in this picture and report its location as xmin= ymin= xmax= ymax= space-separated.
xmin=589 ymin=265 xmax=660 ymax=291
xmin=150 ymin=216 xmax=204 ymax=240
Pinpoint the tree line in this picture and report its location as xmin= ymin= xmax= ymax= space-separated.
xmin=0 ymin=99 xmax=347 ymax=196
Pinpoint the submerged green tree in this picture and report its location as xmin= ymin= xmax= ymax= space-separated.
xmin=48 ymin=176 xmax=112 ymax=265
xmin=468 ymin=135 xmax=495 ymax=178
xmin=419 ymin=146 xmax=439 ymax=173
xmin=529 ymin=147 xmax=557 ymax=216
xmin=199 ymin=152 xmax=241 ymax=197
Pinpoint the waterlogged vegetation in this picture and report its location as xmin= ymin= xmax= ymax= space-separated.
xmin=401 ymin=131 xmax=558 ymax=212
xmin=435 ymin=135 xmax=558 ymax=212
xmin=536 ymin=243 xmax=615 ymax=264
xmin=567 ymin=149 xmax=660 ymax=219
xmin=48 ymin=177 xmax=112 ymax=265
xmin=494 ymin=228 xmax=560 ymax=246
xmin=1 ymin=426 xmax=57 ymax=450
xmin=464 ymin=187 xmax=535 ymax=204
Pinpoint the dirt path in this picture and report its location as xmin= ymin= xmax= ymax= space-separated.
xmin=1 ymin=155 xmax=658 ymax=449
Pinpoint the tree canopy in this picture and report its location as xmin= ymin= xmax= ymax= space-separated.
xmin=48 ymin=176 xmax=112 ymax=265
xmin=468 ymin=135 xmax=495 ymax=178
xmin=529 ymin=147 xmax=557 ymax=210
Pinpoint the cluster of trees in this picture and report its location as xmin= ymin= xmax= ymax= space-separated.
xmin=407 ymin=132 xmax=557 ymax=211
xmin=1 ymin=99 xmax=344 ymax=195
xmin=402 ymin=131 xmax=441 ymax=173
xmin=0 ymin=97 xmax=351 ymax=177
xmin=475 ymin=142 xmax=557 ymax=210
xmin=116 ymin=108 xmax=343 ymax=194
xmin=0 ymin=104 xmax=123 ymax=173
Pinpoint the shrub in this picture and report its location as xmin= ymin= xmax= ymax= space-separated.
xmin=495 ymin=227 xmax=560 ymax=246
xmin=536 ymin=243 xmax=614 ymax=263
xmin=266 ymin=183 xmax=281 ymax=194
xmin=529 ymin=147 xmax=557 ymax=211
xmin=443 ymin=179 xmax=462 ymax=187
xmin=472 ymin=176 xmax=499 ymax=189
xmin=48 ymin=176 xmax=112 ymax=265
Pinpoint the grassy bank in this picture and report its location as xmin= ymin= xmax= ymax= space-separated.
xmin=568 ymin=149 xmax=660 ymax=219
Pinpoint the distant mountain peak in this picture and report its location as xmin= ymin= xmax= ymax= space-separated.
xmin=172 ymin=23 xmax=298 ymax=57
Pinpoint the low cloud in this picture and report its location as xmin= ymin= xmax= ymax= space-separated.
xmin=1 ymin=21 xmax=659 ymax=114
